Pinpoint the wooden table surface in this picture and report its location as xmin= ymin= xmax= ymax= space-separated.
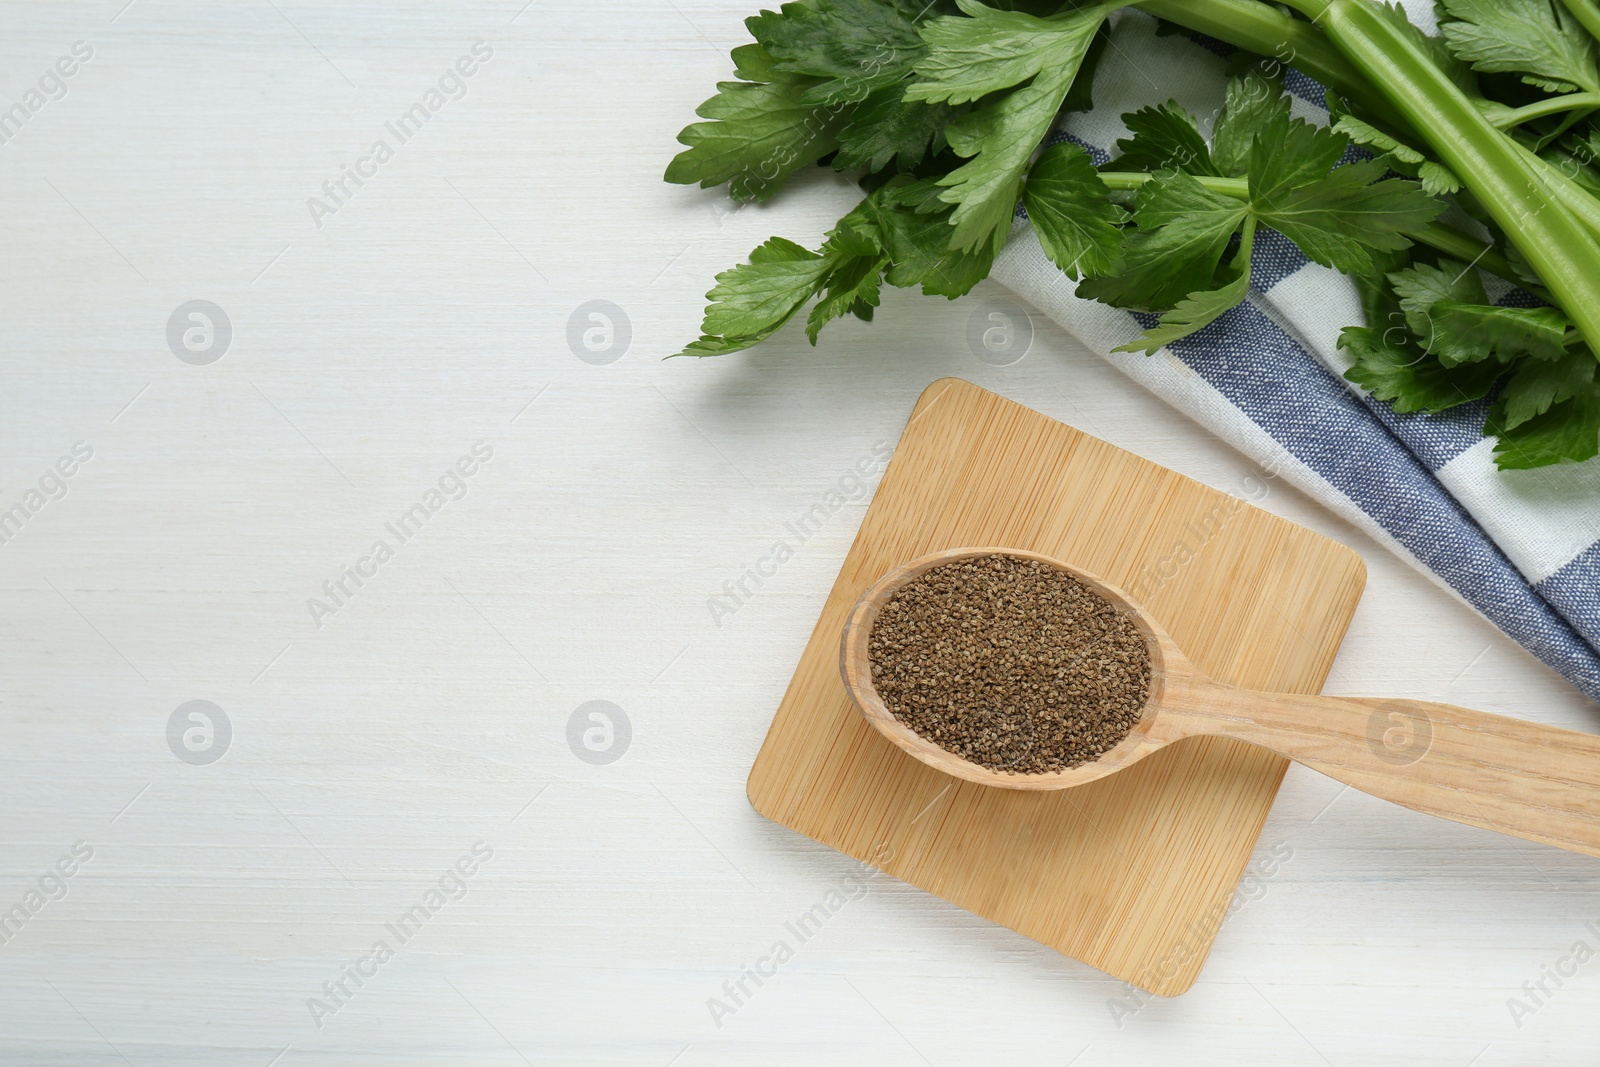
xmin=1 ymin=2 xmax=1596 ymax=1063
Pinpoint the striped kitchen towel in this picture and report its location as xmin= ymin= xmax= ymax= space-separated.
xmin=990 ymin=9 xmax=1600 ymax=702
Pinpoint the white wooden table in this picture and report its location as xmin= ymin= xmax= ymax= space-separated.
xmin=1 ymin=2 xmax=1597 ymax=1063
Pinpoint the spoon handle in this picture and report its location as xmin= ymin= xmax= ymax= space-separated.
xmin=1166 ymin=682 xmax=1600 ymax=858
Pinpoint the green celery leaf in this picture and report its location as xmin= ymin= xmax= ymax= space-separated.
xmin=1439 ymin=0 xmax=1600 ymax=94
xmin=1244 ymin=99 xmax=1444 ymax=275
xmin=1428 ymin=302 xmax=1571 ymax=364
xmin=677 ymin=334 xmax=767 ymax=358
xmin=664 ymin=44 xmax=853 ymax=201
xmin=1339 ymin=325 xmax=1501 ymax=412
xmin=1494 ymin=352 xmax=1598 ymax=429
xmin=908 ymin=0 xmax=1117 ymax=254
xmin=1115 ymin=222 xmax=1256 ymax=354
xmin=675 ymin=177 xmax=1004 ymax=354
xmin=937 ymin=75 xmax=1075 ymax=254
xmin=803 ymin=208 xmax=890 ymax=341
xmin=1115 ymin=268 xmax=1249 ymax=354
xmin=905 ymin=0 xmax=1109 ymax=105
xmin=1022 ymin=141 xmax=1125 ymax=279
xmin=1251 ymin=158 xmax=1443 ymax=275
xmin=1076 ymin=170 xmax=1249 ymax=311
xmin=1416 ymin=162 xmax=1462 ymax=196
xmin=747 ymin=0 xmax=932 ymax=105
xmin=1331 ymin=112 xmax=1424 ymax=164
xmin=834 ymin=86 xmax=956 ymax=172
xmin=1389 ymin=259 xmax=1485 ymax=338
xmin=806 ymin=253 xmax=888 ymax=341
xmin=1212 ymin=71 xmax=1289 ymax=178
xmin=824 ymin=208 xmax=884 ymax=258
xmin=1247 ymin=110 xmax=1349 ymax=204
xmin=700 ymin=236 xmax=831 ymax=338
xmin=1113 ymin=101 xmax=1218 ymax=176
xmin=883 ymin=175 xmax=951 ymax=213
xmin=1390 ymin=259 xmax=1571 ymax=365
xmin=1351 ymin=247 xmax=1414 ymax=336
xmin=873 ymin=188 xmax=997 ymax=296
xmin=1327 ymin=100 xmax=1463 ymax=194
xmin=1488 ymin=382 xmax=1600 ymax=468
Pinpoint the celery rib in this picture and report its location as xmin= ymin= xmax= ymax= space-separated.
xmin=1494 ymin=93 xmax=1600 ymax=128
xmin=1270 ymin=0 xmax=1600 ymax=361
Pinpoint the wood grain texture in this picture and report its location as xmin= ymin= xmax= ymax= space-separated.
xmin=1160 ymin=687 xmax=1600 ymax=859
xmin=747 ymin=378 xmax=1367 ymax=996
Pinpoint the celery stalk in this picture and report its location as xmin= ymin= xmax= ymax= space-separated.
xmin=1268 ymin=0 xmax=1600 ymax=362
xmin=1143 ymin=0 xmax=1600 ymax=273
xmin=1135 ymin=0 xmax=1412 ymax=137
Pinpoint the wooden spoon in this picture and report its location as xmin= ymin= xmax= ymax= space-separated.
xmin=841 ymin=547 xmax=1600 ymax=859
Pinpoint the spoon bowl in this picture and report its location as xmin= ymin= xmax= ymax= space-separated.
xmin=841 ymin=547 xmax=1175 ymax=790
xmin=841 ymin=546 xmax=1600 ymax=859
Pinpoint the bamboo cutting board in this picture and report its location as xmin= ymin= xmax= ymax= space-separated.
xmin=746 ymin=378 xmax=1367 ymax=996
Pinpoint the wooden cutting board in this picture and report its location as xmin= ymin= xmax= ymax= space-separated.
xmin=746 ymin=378 xmax=1366 ymax=996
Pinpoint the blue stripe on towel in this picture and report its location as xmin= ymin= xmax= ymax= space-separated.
xmin=1351 ymin=389 xmax=1496 ymax=474
xmin=1538 ymin=543 xmax=1600 ymax=657
xmin=1249 ymin=228 xmax=1311 ymax=293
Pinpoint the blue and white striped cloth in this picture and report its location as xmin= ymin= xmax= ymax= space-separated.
xmin=992 ymin=10 xmax=1600 ymax=702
